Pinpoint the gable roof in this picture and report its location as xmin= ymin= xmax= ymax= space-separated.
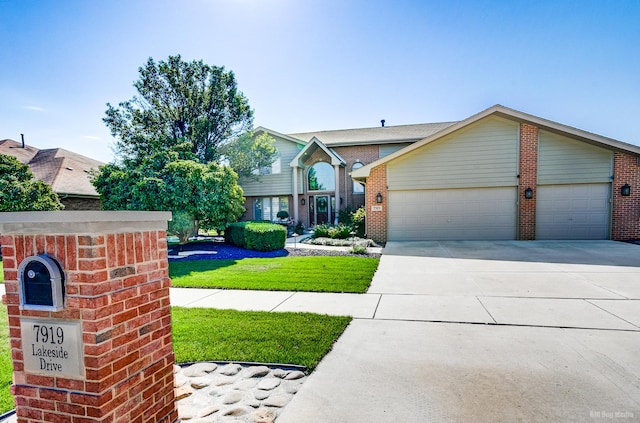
xmin=289 ymin=136 xmax=346 ymax=167
xmin=0 ymin=139 xmax=104 ymax=197
xmin=352 ymin=104 xmax=640 ymax=180
xmin=288 ymin=121 xmax=458 ymax=146
xmin=254 ymin=126 xmax=307 ymax=146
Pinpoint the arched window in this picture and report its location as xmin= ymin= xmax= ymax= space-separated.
xmin=352 ymin=162 xmax=364 ymax=193
xmin=308 ymin=162 xmax=335 ymax=191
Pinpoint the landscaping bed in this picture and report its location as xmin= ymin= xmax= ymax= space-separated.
xmin=168 ymin=240 xmax=381 ymax=260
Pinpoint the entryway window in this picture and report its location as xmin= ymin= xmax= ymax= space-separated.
xmin=352 ymin=162 xmax=364 ymax=193
xmin=308 ymin=162 xmax=334 ymax=191
xmin=254 ymin=197 xmax=289 ymax=221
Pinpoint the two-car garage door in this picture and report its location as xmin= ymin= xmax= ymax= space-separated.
xmin=388 ymin=187 xmax=517 ymax=241
xmin=384 ymin=118 xmax=614 ymax=241
xmin=387 ymin=184 xmax=611 ymax=241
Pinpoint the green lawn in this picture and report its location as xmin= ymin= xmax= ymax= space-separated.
xmin=0 ymin=305 xmax=14 ymax=414
xmin=0 ymin=305 xmax=351 ymax=413
xmin=0 ymin=255 xmax=364 ymax=412
xmin=172 ymin=307 xmax=351 ymax=371
xmin=170 ymin=256 xmax=379 ymax=293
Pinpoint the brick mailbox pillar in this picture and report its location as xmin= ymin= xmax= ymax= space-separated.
xmin=0 ymin=211 xmax=177 ymax=423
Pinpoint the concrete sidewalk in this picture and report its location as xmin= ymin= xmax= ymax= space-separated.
xmin=171 ymin=286 xmax=640 ymax=331
xmin=274 ymin=241 xmax=640 ymax=423
xmin=171 ymin=280 xmax=640 ymax=331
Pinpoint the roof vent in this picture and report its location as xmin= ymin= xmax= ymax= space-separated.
xmin=20 ymin=133 xmax=25 ymax=148
xmin=381 ymin=119 xmax=385 ymax=127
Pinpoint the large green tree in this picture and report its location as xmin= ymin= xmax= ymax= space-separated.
xmin=0 ymin=154 xmax=64 ymax=211
xmin=92 ymin=151 xmax=244 ymax=242
xmin=222 ymin=131 xmax=278 ymax=179
xmin=104 ymin=55 xmax=255 ymax=164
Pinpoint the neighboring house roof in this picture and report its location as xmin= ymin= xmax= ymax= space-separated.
xmin=0 ymin=139 xmax=104 ymax=197
xmin=288 ymin=121 xmax=459 ymax=146
xmin=352 ymin=104 xmax=640 ymax=180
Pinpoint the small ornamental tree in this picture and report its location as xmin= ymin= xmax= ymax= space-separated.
xmin=92 ymin=151 xmax=245 ymax=243
xmin=0 ymin=154 xmax=64 ymax=211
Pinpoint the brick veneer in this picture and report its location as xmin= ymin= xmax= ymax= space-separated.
xmin=333 ymin=145 xmax=380 ymax=209
xmin=612 ymin=152 xmax=640 ymax=240
xmin=518 ymin=124 xmax=538 ymax=240
xmin=0 ymin=212 xmax=177 ymax=423
xmin=365 ymin=164 xmax=387 ymax=243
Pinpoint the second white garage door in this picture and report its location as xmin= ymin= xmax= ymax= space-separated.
xmin=387 ymin=187 xmax=517 ymax=241
xmin=536 ymin=184 xmax=611 ymax=240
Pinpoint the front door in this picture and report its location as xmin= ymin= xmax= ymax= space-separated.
xmin=314 ymin=195 xmax=330 ymax=225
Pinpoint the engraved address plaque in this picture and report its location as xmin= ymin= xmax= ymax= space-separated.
xmin=21 ymin=318 xmax=84 ymax=379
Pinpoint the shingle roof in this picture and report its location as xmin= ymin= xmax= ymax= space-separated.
xmin=288 ymin=121 xmax=459 ymax=146
xmin=0 ymin=139 xmax=104 ymax=197
xmin=352 ymin=104 xmax=640 ymax=180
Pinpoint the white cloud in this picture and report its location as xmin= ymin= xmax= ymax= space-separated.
xmin=22 ymin=105 xmax=47 ymax=112
xmin=82 ymin=135 xmax=101 ymax=140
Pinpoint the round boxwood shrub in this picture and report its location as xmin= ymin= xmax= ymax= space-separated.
xmin=225 ymin=221 xmax=286 ymax=251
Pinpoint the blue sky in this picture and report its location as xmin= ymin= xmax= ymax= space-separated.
xmin=1 ymin=0 xmax=639 ymax=162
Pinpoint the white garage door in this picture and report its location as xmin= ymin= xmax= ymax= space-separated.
xmin=536 ymin=184 xmax=611 ymax=240
xmin=388 ymin=187 xmax=517 ymax=241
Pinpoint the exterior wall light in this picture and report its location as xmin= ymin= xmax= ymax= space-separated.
xmin=524 ymin=187 xmax=533 ymax=199
xmin=376 ymin=193 xmax=383 ymax=203
xmin=621 ymin=184 xmax=631 ymax=197
xmin=301 ymin=198 xmax=306 ymax=205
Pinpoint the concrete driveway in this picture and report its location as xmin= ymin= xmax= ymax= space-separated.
xmin=278 ymin=241 xmax=640 ymax=423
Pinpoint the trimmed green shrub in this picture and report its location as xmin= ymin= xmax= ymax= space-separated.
xmin=276 ymin=210 xmax=289 ymax=220
xmin=225 ymin=221 xmax=286 ymax=251
xmin=352 ymin=207 xmax=366 ymax=238
xmin=337 ymin=206 xmax=354 ymax=225
xmin=225 ymin=222 xmax=247 ymax=247
xmin=294 ymin=220 xmax=305 ymax=235
xmin=349 ymin=245 xmax=368 ymax=255
xmin=313 ymin=223 xmax=356 ymax=240
xmin=312 ymin=224 xmax=330 ymax=238
xmin=328 ymin=224 xmax=352 ymax=239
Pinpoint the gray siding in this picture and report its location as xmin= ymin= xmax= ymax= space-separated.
xmin=387 ymin=116 xmax=519 ymax=190
xmin=379 ymin=143 xmax=412 ymax=158
xmin=239 ymin=136 xmax=301 ymax=196
xmin=538 ymin=130 xmax=613 ymax=185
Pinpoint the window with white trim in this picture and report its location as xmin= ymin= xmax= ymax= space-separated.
xmin=352 ymin=162 xmax=364 ymax=193
xmin=308 ymin=162 xmax=335 ymax=191
xmin=252 ymin=157 xmax=281 ymax=176
xmin=254 ymin=197 xmax=289 ymax=221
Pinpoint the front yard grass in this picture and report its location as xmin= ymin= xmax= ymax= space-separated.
xmin=0 ymin=305 xmax=351 ymax=414
xmin=0 ymin=305 xmax=14 ymax=414
xmin=170 ymin=256 xmax=379 ymax=293
xmin=172 ymin=307 xmax=351 ymax=371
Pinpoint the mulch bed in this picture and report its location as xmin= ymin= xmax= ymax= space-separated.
xmin=168 ymin=241 xmax=380 ymax=261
